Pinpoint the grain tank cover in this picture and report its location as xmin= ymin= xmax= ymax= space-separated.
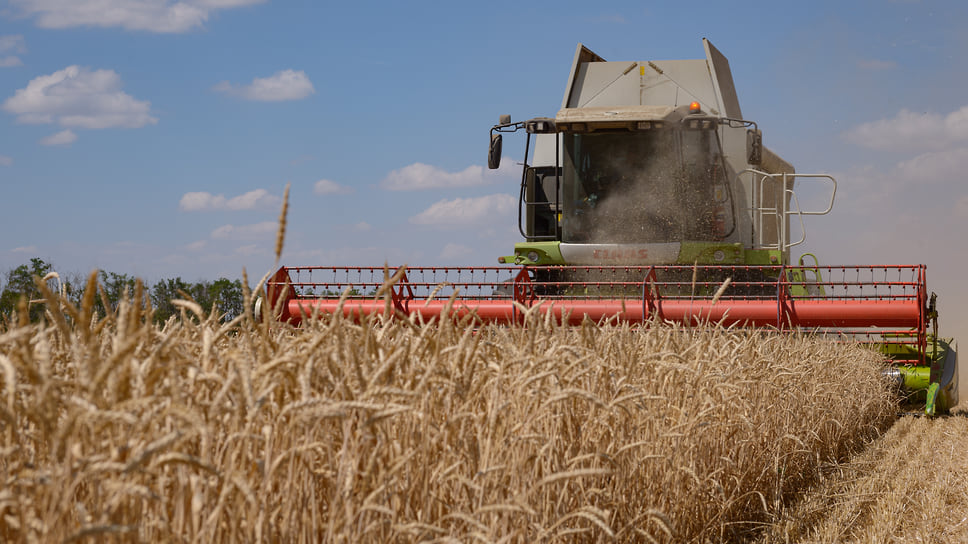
xmin=561 ymin=38 xmax=742 ymax=118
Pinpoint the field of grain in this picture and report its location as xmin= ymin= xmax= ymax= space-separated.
xmin=0 ymin=273 xmax=906 ymax=543
xmin=759 ymin=414 xmax=968 ymax=543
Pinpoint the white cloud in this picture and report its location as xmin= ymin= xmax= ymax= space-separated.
xmin=234 ymin=244 xmax=263 ymax=256
xmin=3 ymin=66 xmax=157 ymax=130
xmin=40 ymin=129 xmax=76 ymax=146
xmin=893 ymin=147 xmax=968 ymax=185
xmin=179 ymin=189 xmax=281 ymax=211
xmin=843 ymin=105 xmax=968 ymax=152
xmin=194 ymin=0 xmax=263 ymax=6
xmin=11 ymin=245 xmax=38 ymax=253
xmin=9 ymin=0 xmax=266 ymax=33
xmin=0 ymin=155 xmax=11 ymax=166
xmin=185 ymin=240 xmax=207 ymax=251
xmin=223 ymin=188 xmax=281 ymax=210
xmin=313 ymin=179 xmax=353 ymax=195
xmin=210 ymin=221 xmax=276 ymax=240
xmin=180 ymin=192 xmax=221 ymax=211
xmin=410 ymin=194 xmax=516 ymax=226
xmin=286 ymin=246 xmax=414 ymax=267
xmin=382 ymin=160 xmax=518 ymax=191
xmin=352 ymin=221 xmax=372 ymax=232
xmin=383 ymin=163 xmax=482 ymax=191
xmin=439 ymin=242 xmax=473 ymax=260
xmin=0 ymin=35 xmax=26 ymax=67
xmin=0 ymin=35 xmax=26 ymax=52
xmin=213 ymin=70 xmax=314 ymax=102
xmin=823 ymin=144 xmax=968 ymax=222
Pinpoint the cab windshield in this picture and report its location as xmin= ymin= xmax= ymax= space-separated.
xmin=560 ymin=126 xmax=731 ymax=243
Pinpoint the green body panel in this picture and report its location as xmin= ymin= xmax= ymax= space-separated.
xmin=893 ymin=365 xmax=931 ymax=390
xmin=678 ymin=242 xmax=745 ymax=264
xmin=504 ymin=242 xmax=790 ymax=267
xmin=742 ymin=249 xmax=784 ymax=265
xmin=880 ymin=339 xmax=925 ymax=362
xmin=925 ymin=382 xmax=940 ymax=417
xmin=883 ymin=336 xmax=958 ymax=415
xmin=503 ymin=244 xmax=824 ymax=297
xmin=926 ymin=337 xmax=956 ymax=415
xmin=504 ymin=241 xmax=566 ymax=265
xmin=881 ymin=335 xmax=951 ymax=363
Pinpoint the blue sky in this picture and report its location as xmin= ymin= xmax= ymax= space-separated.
xmin=2 ymin=0 xmax=968 ymax=338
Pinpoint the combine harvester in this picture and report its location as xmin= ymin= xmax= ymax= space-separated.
xmin=267 ymin=40 xmax=958 ymax=415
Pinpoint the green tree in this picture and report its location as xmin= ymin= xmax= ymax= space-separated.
xmin=59 ymin=270 xmax=90 ymax=310
xmin=0 ymin=258 xmax=55 ymax=322
xmin=0 ymin=260 xmax=247 ymax=327
xmin=191 ymin=278 xmax=244 ymax=321
xmin=149 ymin=277 xmax=244 ymax=324
xmin=150 ymin=277 xmax=192 ymax=324
xmin=98 ymin=270 xmax=138 ymax=315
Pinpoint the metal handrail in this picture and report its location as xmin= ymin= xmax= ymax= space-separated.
xmin=743 ymin=170 xmax=837 ymax=252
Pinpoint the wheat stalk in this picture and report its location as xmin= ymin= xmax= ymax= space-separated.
xmin=274 ymin=182 xmax=290 ymax=265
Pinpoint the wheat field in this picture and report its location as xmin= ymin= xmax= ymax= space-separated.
xmin=759 ymin=414 xmax=968 ymax=543
xmin=0 ymin=275 xmax=900 ymax=542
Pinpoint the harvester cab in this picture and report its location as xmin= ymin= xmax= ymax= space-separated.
xmin=489 ymin=39 xmax=836 ymax=271
xmin=267 ymin=39 xmax=958 ymax=415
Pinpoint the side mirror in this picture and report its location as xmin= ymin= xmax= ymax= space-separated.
xmin=747 ymin=129 xmax=763 ymax=166
xmin=488 ymin=133 xmax=503 ymax=170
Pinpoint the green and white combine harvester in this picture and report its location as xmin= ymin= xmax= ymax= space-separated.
xmin=268 ymin=40 xmax=958 ymax=415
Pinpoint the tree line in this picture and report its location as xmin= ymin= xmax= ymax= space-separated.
xmin=0 ymin=258 xmax=245 ymax=325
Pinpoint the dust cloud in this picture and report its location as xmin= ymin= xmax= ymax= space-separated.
xmin=564 ymin=130 xmax=728 ymax=244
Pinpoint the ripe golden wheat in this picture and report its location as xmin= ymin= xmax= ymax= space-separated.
xmin=0 ymin=282 xmax=897 ymax=542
